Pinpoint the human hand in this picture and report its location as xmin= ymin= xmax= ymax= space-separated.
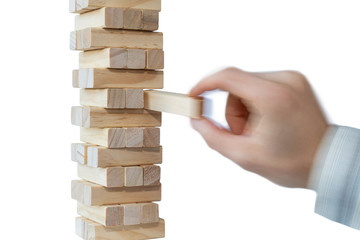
xmin=190 ymin=68 xmax=329 ymax=188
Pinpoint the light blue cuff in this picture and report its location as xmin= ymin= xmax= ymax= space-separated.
xmin=309 ymin=125 xmax=360 ymax=229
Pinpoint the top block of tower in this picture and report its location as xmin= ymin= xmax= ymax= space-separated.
xmin=70 ymin=0 xmax=161 ymax=13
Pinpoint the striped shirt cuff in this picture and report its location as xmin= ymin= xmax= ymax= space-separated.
xmin=309 ymin=125 xmax=360 ymax=229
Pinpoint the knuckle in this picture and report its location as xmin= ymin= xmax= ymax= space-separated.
xmin=284 ymin=71 xmax=310 ymax=91
xmin=264 ymin=85 xmax=298 ymax=109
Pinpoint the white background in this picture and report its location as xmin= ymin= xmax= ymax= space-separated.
xmin=0 ymin=0 xmax=359 ymax=239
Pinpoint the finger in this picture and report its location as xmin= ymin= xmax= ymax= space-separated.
xmin=191 ymin=117 xmax=251 ymax=159
xmin=225 ymin=94 xmax=249 ymax=135
xmin=189 ymin=68 xmax=273 ymax=104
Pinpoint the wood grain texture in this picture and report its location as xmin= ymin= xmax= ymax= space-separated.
xmin=74 ymin=7 xmax=159 ymax=31
xmin=80 ymin=127 xmax=160 ymax=148
xmin=77 ymin=164 xmax=125 ymax=187
xmin=142 ymin=10 xmax=159 ymax=31
xmin=125 ymin=89 xmax=144 ymax=108
xmin=87 ymin=146 xmax=162 ymax=168
xmin=77 ymin=202 xmax=159 ymax=227
xmin=72 ymin=69 xmax=79 ymax=87
xmin=124 ymin=167 xmax=144 ymax=187
xmin=73 ymin=68 xmax=163 ymax=89
xmin=123 ymin=204 xmax=141 ymax=225
xmin=144 ymin=90 xmax=204 ymax=118
xmin=71 ymin=180 xmax=161 ymax=206
xmin=80 ymin=89 xmax=126 ymax=109
xmin=70 ymin=0 xmax=162 ymax=13
xmin=142 ymin=165 xmax=161 ymax=186
xmin=79 ymin=48 xmax=127 ymax=69
xmin=80 ymin=89 xmax=144 ymax=109
xmin=146 ymin=49 xmax=164 ymax=69
xmin=77 ymin=202 xmax=123 ymax=226
xmin=75 ymin=217 xmax=165 ymax=240
xmin=143 ymin=127 xmax=160 ymax=147
xmin=140 ymin=203 xmax=159 ymax=224
xmin=71 ymin=28 xmax=163 ymax=51
xmin=79 ymin=48 xmax=150 ymax=69
xmin=72 ymin=106 xmax=161 ymax=128
xmin=71 ymin=143 xmax=95 ymax=164
xmin=127 ymin=49 xmax=146 ymax=69
xmin=125 ymin=128 xmax=143 ymax=147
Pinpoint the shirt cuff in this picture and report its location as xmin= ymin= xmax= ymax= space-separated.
xmin=308 ymin=125 xmax=360 ymax=229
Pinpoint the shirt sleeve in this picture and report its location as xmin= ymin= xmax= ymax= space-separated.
xmin=308 ymin=125 xmax=360 ymax=229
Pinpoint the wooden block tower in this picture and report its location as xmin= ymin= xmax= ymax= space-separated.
xmin=70 ymin=0 xmax=165 ymax=239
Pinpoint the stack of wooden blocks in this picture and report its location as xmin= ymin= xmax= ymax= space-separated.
xmin=70 ymin=0 xmax=165 ymax=239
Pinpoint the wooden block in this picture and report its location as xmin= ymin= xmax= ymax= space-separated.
xmin=125 ymin=128 xmax=143 ymax=147
xmin=75 ymin=8 xmax=123 ymax=30
xmin=143 ymin=127 xmax=160 ymax=147
xmin=125 ymin=89 xmax=144 ymax=108
xmin=72 ymin=69 xmax=79 ymax=88
xmin=81 ymin=89 xmax=145 ymax=109
xmin=71 ymin=106 xmax=161 ymax=128
xmin=79 ymin=48 xmax=127 ymax=69
xmin=87 ymin=146 xmax=162 ymax=168
xmin=123 ymin=204 xmax=141 ymax=225
xmin=80 ymin=128 xmax=126 ymax=148
xmin=127 ymin=49 xmax=146 ymax=69
xmin=144 ymin=90 xmax=204 ymax=119
xmin=142 ymin=10 xmax=159 ymax=31
xmin=146 ymin=49 xmax=164 ymax=69
xmin=80 ymin=89 xmax=126 ymax=109
xmin=124 ymin=167 xmax=143 ymax=187
xmin=71 ymin=180 xmax=161 ymax=205
xmin=70 ymin=0 xmax=162 ymax=13
xmin=140 ymin=203 xmax=159 ymax=224
xmin=123 ymin=9 xmax=142 ymax=30
xmin=79 ymin=48 xmax=146 ymax=69
xmin=71 ymin=143 xmax=94 ymax=164
xmin=70 ymin=31 xmax=77 ymax=50
xmin=77 ymin=202 xmax=123 ymax=226
xmin=142 ymin=165 xmax=161 ymax=186
xmin=71 ymin=28 xmax=163 ymax=51
xmin=74 ymin=7 xmax=159 ymax=31
xmin=81 ymin=127 xmax=160 ymax=148
xmin=74 ymin=68 xmax=163 ymax=89
xmin=75 ymin=217 xmax=165 ymax=240
xmin=77 ymin=164 xmax=124 ymax=187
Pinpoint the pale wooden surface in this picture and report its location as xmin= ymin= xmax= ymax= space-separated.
xmin=143 ymin=127 xmax=160 ymax=147
xmin=146 ymin=49 xmax=164 ymax=69
xmin=71 ymin=180 xmax=161 ymax=205
xmin=71 ymin=143 xmax=95 ymax=164
xmin=77 ymin=202 xmax=123 ymax=226
xmin=125 ymin=89 xmax=144 ymax=108
xmin=80 ymin=89 xmax=126 ymax=109
xmin=140 ymin=202 xmax=159 ymax=224
xmin=77 ymin=164 xmax=125 ymax=187
xmin=71 ymin=106 xmax=161 ymax=128
xmin=144 ymin=90 xmax=204 ymax=119
xmin=143 ymin=165 xmax=161 ymax=186
xmin=79 ymin=48 xmax=163 ymax=70
xmin=79 ymin=48 xmax=127 ymax=69
xmin=73 ymin=68 xmax=163 ymax=89
xmin=75 ymin=7 xmax=159 ymax=31
xmin=77 ymin=202 xmax=159 ymax=227
xmin=124 ymin=167 xmax=144 ymax=187
xmin=125 ymin=128 xmax=143 ymax=147
xmin=72 ymin=69 xmax=79 ymax=87
xmin=87 ymin=146 xmax=162 ymax=168
xmin=76 ymin=217 xmax=165 ymax=240
xmin=71 ymin=28 xmax=163 ymax=51
xmin=70 ymin=0 xmax=162 ymax=13
xmin=80 ymin=127 xmax=160 ymax=148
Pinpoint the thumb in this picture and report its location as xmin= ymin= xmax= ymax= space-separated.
xmin=191 ymin=118 xmax=252 ymax=161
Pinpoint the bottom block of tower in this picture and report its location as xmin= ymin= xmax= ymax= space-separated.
xmin=76 ymin=217 xmax=165 ymax=240
xmin=71 ymin=180 xmax=161 ymax=206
